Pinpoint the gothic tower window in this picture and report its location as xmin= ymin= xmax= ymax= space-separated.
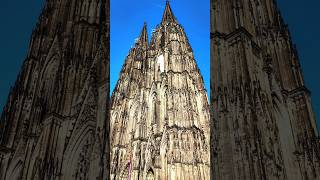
xmin=146 ymin=168 xmax=155 ymax=180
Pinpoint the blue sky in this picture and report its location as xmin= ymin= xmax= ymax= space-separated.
xmin=0 ymin=0 xmax=319 ymax=130
xmin=110 ymin=0 xmax=210 ymax=96
xmin=277 ymin=0 xmax=320 ymax=130
xmin=0 ymin=0 xmax=44 ymax=111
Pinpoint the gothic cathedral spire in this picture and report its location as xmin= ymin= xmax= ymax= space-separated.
xmin=137 ymin=22 xmax=148 ymax=49
xmin=162 ymin=1 xmax=177 ymax=24
xmin=0 ymin=0 xmax=110 ymax=179
xmin=211 ymin=0 xmax=320 ymax=179
xmin=110 ymin=2 xmax=210 ymax=179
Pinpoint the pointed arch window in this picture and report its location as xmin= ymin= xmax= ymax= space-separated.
xmin=146 ymin=168 xmax=155 ymax=180
xmin=160 ymin=31 xmax=165 ymax=49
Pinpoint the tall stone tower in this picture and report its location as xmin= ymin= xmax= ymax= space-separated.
xmin=211 ymin=0 xmax=320 ymax=180
xmin=0 ymin=0 xmax=110 ymax=179
xmin=110 ymin=2 xmax=210 ymax=179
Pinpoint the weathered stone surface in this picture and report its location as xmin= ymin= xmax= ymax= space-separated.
xmin=0 ymin=0 xmax=110 ymax=179
xmin=211 ymin=0 xmax=320 ymax=180
xmin=110 ymin=2 xmax=210 ymax=180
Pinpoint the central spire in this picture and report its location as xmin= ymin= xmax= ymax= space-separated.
xmin=110 ymin=1 xmax=210 ymax=179
xmin=161 ymin=1 xmax=176 ymax=24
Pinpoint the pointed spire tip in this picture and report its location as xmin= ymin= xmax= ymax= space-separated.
xmin=162 ymin=0 xmax=176 ymax=24
xmin=137 ymin=22 xmax=148 ymax=47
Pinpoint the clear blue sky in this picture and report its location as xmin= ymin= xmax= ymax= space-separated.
xmin=110 ymin=0 xmax=210 ymax=96
xmin=0 ymin=0 xmax=319 ymax=130
xmin=0 ymin=0 xmax=44 ymax=111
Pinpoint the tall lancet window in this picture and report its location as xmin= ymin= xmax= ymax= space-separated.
xmin=157 ymin=54 xmax=165 ymax=73
xmin=152 ymin=95 xmax=157 ymax=126
xmin=148 ymin=93 xmax=157 ymax=129
xmin=155 ymin=100 xmax=161 ymax=126
xmin=160 ymin=31 xmax=165 ymax=49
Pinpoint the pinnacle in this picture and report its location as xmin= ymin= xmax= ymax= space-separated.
xmin=161 ymin=1 xmax=176 ymax=24
xmin=137 ymin=22 xmax=148 ymax=47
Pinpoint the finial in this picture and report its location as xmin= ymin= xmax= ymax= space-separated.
xmin=161 ymin=0 xmax=176 ymax=24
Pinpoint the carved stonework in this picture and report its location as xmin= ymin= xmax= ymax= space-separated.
xmin=110 ymin=2 xmax=210 ymax=180
xmin=211 ymin=0 xmax=320 ymax=179
xmin=0 ymin=0 xmax=109 ymax=179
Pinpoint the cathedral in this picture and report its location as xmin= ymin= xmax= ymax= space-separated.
xmin=1 ymin=0 xmax=320 ymax=179
xmin=110 ymin=2 xmax=210 ymax=180
xmin=0 ymin=0 xmax=110 ymax=179
xmin=211 ymin=0 xmax=320 ymax=179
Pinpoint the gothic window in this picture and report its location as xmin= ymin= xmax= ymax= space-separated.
xmin=41 ymin=56 xmax=60 ymax=110
xmin=146 ymin=168 xmax=155 ymax=180
xmin=148 ymin=93 xmax=157 ymax=128
xmin=42 ymin=57 xmax=59 ymax=89
xmin=160 ymin=31 xmax=165 ymax=49
xmin=157 ymin=54 xmax=165 ymax=72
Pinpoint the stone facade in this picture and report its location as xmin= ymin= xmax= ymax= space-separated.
xmin=110 ymin=2 xmax=210 ymax=180
xmin=0 ymin=0 xmax=110 ymax=179
xmin=211 ymin=0 xmax=320 ymax=179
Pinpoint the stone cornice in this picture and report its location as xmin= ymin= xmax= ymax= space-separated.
xmin=289 ymin=86 xmax=311 ymax=98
